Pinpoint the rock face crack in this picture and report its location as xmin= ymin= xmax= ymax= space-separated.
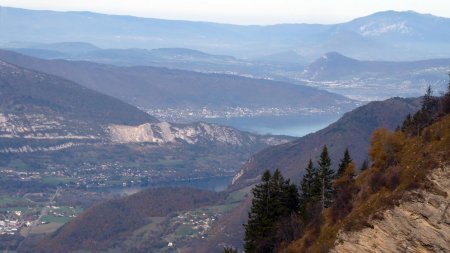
xmin=332 ymin=166 xmax=450 ymax=253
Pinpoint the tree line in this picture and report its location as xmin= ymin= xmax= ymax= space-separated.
xmin=401 ymin=77 xmax=450 ymax=136
xmin=241 ymin=145 xmax=355 ymax=253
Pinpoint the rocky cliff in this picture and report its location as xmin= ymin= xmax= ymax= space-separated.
xmin=108 ymin=122 xmax=289 ymax=146
xmin=332 ymin=166 xmax=450 ymax=253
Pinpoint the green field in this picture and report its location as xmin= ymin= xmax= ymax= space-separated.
xmin=31 ymin=222 xmax=64 ymax=234
xmin=0 ymin=196 xmax=29 ymax=207
xmin=41 ymin=176 xmax=75 ymax=186
xmin=41 ymin=214 xmax=72 ymax=223
xmin=56 ymin=206 xmax=83 ymax=213
xmin=175 ymin=224 xmax=194 ymax=237
xmin=225 ymin=189 xmax=248 ymax=204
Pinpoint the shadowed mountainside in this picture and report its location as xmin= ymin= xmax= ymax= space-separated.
xmin=0 ymin=60 xmax=156 ymax=126
xmin=0 ymin=49 xmax=355 ymax=112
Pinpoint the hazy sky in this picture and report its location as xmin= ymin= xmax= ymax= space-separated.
xmin=0 ymin=0 xmax=449 ymax=24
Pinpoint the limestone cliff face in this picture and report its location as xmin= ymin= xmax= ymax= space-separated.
xmin=332 ymin=166 xmax=450 ymax=253
xmin=0 ymin=112 xmax=101 ymax=153
xmin=108 ymin=122 xmax=290 ymax=146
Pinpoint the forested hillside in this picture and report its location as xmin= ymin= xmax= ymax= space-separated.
xmin=19 ymin=188 xmax=224 ymax=253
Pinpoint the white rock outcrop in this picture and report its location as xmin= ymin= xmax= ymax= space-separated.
xmin=109 ymin=122 xmax=258 ymax=146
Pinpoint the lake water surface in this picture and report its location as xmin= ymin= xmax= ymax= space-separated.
xmin=203 ymin=113 xmax=341 ymax=137
xmin=98 ymin=176 xmax=233 ymax=195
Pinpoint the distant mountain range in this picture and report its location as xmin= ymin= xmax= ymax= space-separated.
xmin=7 ymin=42 xmax=305 ymax=80
xmin=1 ymin=7 xmax=449 ymax=60
xmin=6 ymin=44 xmax=449 ymax=102
xmin=0 ymin=50 xmax=355 ymax=113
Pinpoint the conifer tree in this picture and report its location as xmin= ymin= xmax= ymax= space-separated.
xmin=244 ymin=170 xmax=271 ymax=253
xmin=331 ymin=162 xmax=356 ymax=221
xmin=401 ymin=113 xmax=412 ymax=132
xmin=360 ymin=159 xmax=369 ymax=171
xmin=223 ymin=246 xmax=238 ymax=253
xmin=244 ymin=169 xmax=300 ymax=252
xmin=443 ymin=73 xmax=450 ymax=114
xmin=336 ymin=148 xmax=352 ymax=178
xmin=420 ymin=85 xmax=439 ymax=128
xmin=317 ymin=145 xmax=334 ymax=209
xmin=281 ymin=178 xmax=300 ymax=215
xmin=422 ymin=85 xmax=435 ymax=114
xmin=299 ymin=160 xmax=317 ymax=216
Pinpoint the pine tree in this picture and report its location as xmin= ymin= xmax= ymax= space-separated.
xmin=244 ymin=169 xmax=300 ymax=252
xmin=317 ymin=145 xmax=334 ymax=209
xmin=244 ymin=170 xmax=271 ymax=253
xmin=223 ymin=246 xmax=238 ymax=253
xmin=422 ymin=85 xmax=435 ymax=113
xmin=331 ymin=162 xmax=356 ymax=221
xmin=360 ymin=159 xmax=369 ymax=171
xmin=336 ymin=148 xmax=352 ymax=178
xmin=269 ymin=169 xmax=285 ymax=216
xmin=443 ymin=73 xmax=450 ymax=114
xmin=421 ymin=85 xmax=439 ymax=127
xmin=299 ymin=160 xmax=317 ymax=216
xmin=401 ymin=113 xmax=412 ymax=132
xmin=281 ymin=178 xmax=300 ymax=215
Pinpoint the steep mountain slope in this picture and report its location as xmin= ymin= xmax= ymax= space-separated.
xmin=0 ymin=50 xmax=355 ymax=113
xmin=331 ymin=166 xmax=449 ymax=253
xmin=287 ymin=114 xmax=450 ymax=252
xmin=1 ymin=7 xmax=450 ymax=60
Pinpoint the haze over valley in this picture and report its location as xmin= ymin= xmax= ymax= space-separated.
xmin=0 ymin=3 xmax=449 ymax=253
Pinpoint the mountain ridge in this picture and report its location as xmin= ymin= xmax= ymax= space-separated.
xmin=302 ymin=51 xmax=450 ymax=81
xmin=1 ymin=7 xmax=449 ymax=60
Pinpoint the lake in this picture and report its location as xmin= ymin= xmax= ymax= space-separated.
xmin=203 ymin=113 xmax=341 ymax=137
xmin=96 ymin=176 xmax=233 ymax=195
